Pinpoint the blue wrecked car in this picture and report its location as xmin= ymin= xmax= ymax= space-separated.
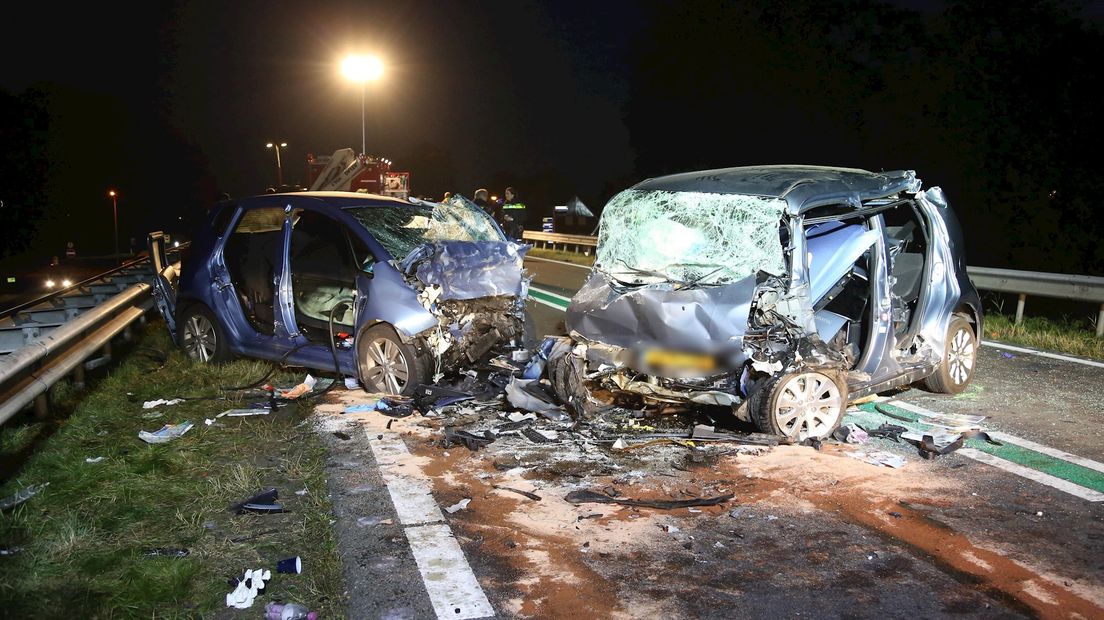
xmin=547 ymin=166 xmax=982 ymax=442
xmin=150 ymin=192 xmax=530 ymax=395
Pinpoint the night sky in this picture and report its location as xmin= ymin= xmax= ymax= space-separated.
xmin=2 ymin=0 xmax=1102 ymax=276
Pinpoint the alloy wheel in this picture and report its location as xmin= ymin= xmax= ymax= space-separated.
xmin=362 ymin=337 xmax=410 ymax=394
xmin=182 ymin=314 xmax=217 ymax=363
xmin=947 ymin=326 xmax=976 ymax=386
xmin=772 ymin=371 xmax=844 ymax=440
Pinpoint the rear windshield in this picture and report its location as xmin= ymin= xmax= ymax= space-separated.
xmin=345 ymin=196 xmax=503 ymax=260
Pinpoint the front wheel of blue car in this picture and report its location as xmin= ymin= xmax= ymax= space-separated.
xmin=357 ymin=324 xmax=429 ymax=396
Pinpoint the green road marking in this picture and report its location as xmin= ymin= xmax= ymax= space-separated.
xmin=529 ymin=287 xmax=570 ymax=310
xmin=968 ymin=440 xmax=1104 ymax=493
xmin=850 ymin=401 xmax=1104 ymax=493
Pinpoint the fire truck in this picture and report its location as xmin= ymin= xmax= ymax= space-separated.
xmin=305 ymin=148 xmax=410 ymax=198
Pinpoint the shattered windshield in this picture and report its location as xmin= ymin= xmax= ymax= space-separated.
xmin=346 ymin=195 xmax=504 ymax=260
xmin=596 ymin=189 xmax=787 ymax=285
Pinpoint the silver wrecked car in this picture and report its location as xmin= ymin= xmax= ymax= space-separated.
xmin=548 ymin=166 xmax=982 ymax=442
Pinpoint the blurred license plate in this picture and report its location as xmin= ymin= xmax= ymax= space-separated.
xmin=643 ymin=349 xmax=715 ymax=371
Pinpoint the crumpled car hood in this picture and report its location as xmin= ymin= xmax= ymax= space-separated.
xmin=400 ymin=240 xmax=528 ymax=301
xmin=566 ymin=270 xmax=757 ymax=358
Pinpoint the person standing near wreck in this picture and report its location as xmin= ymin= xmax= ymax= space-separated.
xmin=473 ymin=188 xmax=503 ymax=227
xmin=500 ymin=186 xmax=527 ymax=241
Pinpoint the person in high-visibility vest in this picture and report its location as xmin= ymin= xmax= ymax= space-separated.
xmin=500 ymin=186 xmax=527 ymax=241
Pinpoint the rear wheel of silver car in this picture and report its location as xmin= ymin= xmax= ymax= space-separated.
xmin=922 ymin=315 xmax=976 ymax=394
xmin=178 ymin=305 xmax=230 ymax=364
xmin=357 ymin=324 xmax=429 ymax=396
xmin=752 ymin=370 xmax=847 ymax=442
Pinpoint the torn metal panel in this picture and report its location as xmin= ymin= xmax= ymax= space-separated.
xmin=566 ymin=270 xmax=758 ymax=363
xmin=402 ymin=240 xmax=528 ymax=301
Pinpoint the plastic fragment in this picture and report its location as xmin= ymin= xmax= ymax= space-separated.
xmin=225 ymin=568 xmax=271 ymax=609
xmin=0 ymin=482 xmax=49 ymax=511
xmin=138 ymin=422 xmax=194 ymax=444
xmin=445 ymin=498 xmax=471 ymax=514
xmin=142 ymin=398 xmax=183 ymax=409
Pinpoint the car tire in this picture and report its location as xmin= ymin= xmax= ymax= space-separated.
xmin=922 ymin=315 xmax=977 ymax=394
xmin=178 ymin=304 xmax=231 ymax=364
xmin=548 ymin=342 xmax=589 ymax=417
xmin=751 ymin=370 xmax=847 ymax=442
xmin=357 ymin=323 xmax=430 ymax=396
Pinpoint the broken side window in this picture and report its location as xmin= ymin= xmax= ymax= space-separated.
xmin=595 ymin=189 xmax=787 ymax=286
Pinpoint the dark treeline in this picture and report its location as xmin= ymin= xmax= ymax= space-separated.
xmin=626 ymin=0 xmax=1104 ymax=274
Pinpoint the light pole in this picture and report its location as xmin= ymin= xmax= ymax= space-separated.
xmin=107 ymin=189 xmax=119 ymax=256
xmin=341 ymin=55 xmax=383 ymax=155
xmin=266 ymin=142 xmax=287 ymax=187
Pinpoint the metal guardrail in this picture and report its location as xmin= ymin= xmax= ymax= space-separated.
xmin=522 ymin=230 xmax=597 ymax=253
xmin=0 ymin=250 xmax=183 ymax=425
xmin=967 ymin=267 xmax=1104 ymax=337
xmin=523 ymin=230 xmax=1104 ymax=337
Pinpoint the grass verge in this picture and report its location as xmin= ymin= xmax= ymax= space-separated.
xmin=0 ymin=322 xmax=345 ymax=617
xmin=983 ymin=313 xmax=1104 ymax=360
xmin=526 ymin=247 xmax=596 ymax=266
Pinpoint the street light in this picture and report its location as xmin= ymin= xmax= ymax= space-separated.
xmin=266 ymin=142 xmax=288 ymax=187
xmin=341 ymin=54 xmax=383 ymax=156
xmin=107 ymin=189 xmax=119 ymax=256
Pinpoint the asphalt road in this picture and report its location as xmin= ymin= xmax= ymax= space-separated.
xmin=312 ymin=254 xmax=1104 ymax=619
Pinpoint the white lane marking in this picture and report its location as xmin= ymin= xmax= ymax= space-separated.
xmin=876 ymin=398 xmax=1104 ymax=501
xmin=367 ymin=430 xmax=494 ymax=619
xmin=985 ymin=431 xmax=1104 ymax=475
xmin=529 ymin=286 xmax=573 ymax=303
xmin=959 ymin=448 xmax=1104 ymax=502
xmin=524 ymin=255 xmax=592 ymax=270
xmin=981 ymin=340 xmax=1104 ymax=369
xmin=405 ymin=524 xmax=496 ymax=620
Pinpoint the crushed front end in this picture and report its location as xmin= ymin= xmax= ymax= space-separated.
xmin=547 ymin=188 xmax=849 ymax=441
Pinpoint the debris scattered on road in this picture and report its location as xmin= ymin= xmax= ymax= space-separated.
xmin=265 ymin=602 xmax=318 ymax=620
xmin=493 ymin=485 xmax=542 ymax=501
xmin=564 ymin=489 xmax=735 ymax=510
xmin=863 ymin=423 xmax=908 ymax=442
xmin=1000 ymin=352 xmax=1016 ymax=359
xmin=833 ymin=424 xmax=869 ymax=444
xmin=903 ymin=429 xmax=1002 ymax=459
xmin=276 ymin=555 xmax=302 ymax=574
xmin=221 ymin=408 xmax=271 ymax=417
xmin=85 ymin=456 xmax=105 ymax=464
xmin=846 ymin=450 xmax=907 ymax=468
xmin=506 ymin=378 xmax=569 ymax=420
xmin=0 ymin=482 xmax=49 ymax=511
xmin=344 ymin=376 xmax=361 ymax=389
xmin=138 ymin=421 xmax=194 ymax=444
xmin=233 ymin=489 xmax=283 ymax=514
xmin=142 ymin=398 xmax=184 ymax=409
xmin=279 ymin=374 xmax=317 ymax=399
xmin=442 ymin=428 xmax=496 ymax=451
xmin=445 ymin=498 xmax=472 ymax=513
xmin=690 ymin=425 xmax=779 ymax=446
xmin=343 ymin=398 xmax=414 ymax=417
xmin=141 ymin=410 xmax=164 ymax=419
xmin=412 ymin=384 xmax=476 ymax=411
xmin=225 ymin=568 xmax=271 ymax=609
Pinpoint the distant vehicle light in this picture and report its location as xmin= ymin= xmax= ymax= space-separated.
xmin=46 ymin=279 xmax=55 ymax=288
xmin=62 ymin=279 xmax=72 ymax=287
xmin=173 ymin=241 xmax=180 ymax=247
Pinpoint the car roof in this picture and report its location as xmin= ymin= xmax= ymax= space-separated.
xmin=631 ymin=165 xmax=921 ymax=215
xmin=233 ymin=191 xmax=421 ymax=213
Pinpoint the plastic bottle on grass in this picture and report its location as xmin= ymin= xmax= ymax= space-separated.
xmin=264 ymin=602 xmax=318 ymax=620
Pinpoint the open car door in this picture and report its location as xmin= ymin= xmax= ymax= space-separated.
xmin=147 ymin=231 xmax=179 ymax=343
